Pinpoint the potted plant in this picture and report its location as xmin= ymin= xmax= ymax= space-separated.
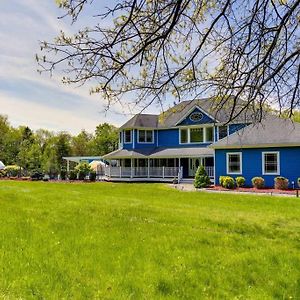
xmin=251 ymin=177 xmax=265 ymax=189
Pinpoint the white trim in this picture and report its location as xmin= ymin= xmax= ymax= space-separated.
xmin=226 ymin=152 xmax=242 ymax=175
xmin=137 ymin=129 xmax=154 ymax=144
xmin=123 ymin=129 xmax=132 ymax=144
xmin=211 ymin=143 xmax=300 ymax=149
xmin=262 ymin=151 xmax=280 ymax=175
xmin=174 ymin=105 xmax=219 ymax=126
xmin=133 ymin=129 xmax=135 ymax=149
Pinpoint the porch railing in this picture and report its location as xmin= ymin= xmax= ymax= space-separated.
xmin=104 ymin=166 xmax=214 ymax=179
xmin=105 ymin=166 xmax=180 ymax=179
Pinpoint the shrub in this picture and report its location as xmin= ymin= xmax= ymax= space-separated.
xmin=4 ymin=165 xmax=21 ymax=177
xmin=89 ymin=171 xmax=97 ymax=182
xmin=194 ymin=166 xmax=210 ymax=188
xmin=69 ymin=170 xmax=77 ymax=180
xmin=236 ymin=176 xmax=246 ymax=188
xmin=274 ymin=176 xmax=289 ymax=190
xmin=60 ymin=168 xmax=67 ymax=180
xmin=3 ymin=165 xmax=22 ymax=177
xmin=0 ymin=170 xmax=6 ymax=178
xmin=219 ymin=176 xmax=226 ymax=186
xmin=252 ymin=177 xmax=265 ymax=189
xmin=297 ymin=178 xmax=300 ymax=188
xmin=30 ymin=170 xmax=44 ymax=181
xmin=221 ymin=176 xmax=235 ymax=189
xmin=75 ymin=162 xmax=92 ymax=180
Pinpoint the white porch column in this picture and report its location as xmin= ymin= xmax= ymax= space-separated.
xmin=67 ymin=160 xmax=70 ymax=172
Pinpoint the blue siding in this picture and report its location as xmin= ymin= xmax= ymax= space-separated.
xmin=215 ymin=147 xmax=300 ymax=188
xmin=178 ymin=107 xmax=215 ymax=125
xmin=228 ymin=123 xmax=247 ymax=135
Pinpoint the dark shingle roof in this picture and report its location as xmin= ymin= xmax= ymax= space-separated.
xmin=210 ymin=116 xmax=300 ymax=148
xmin=120 ymin=114 xmax=158 ymax=129
xmin=120 ymin=98 xmax=256 ymax=129
xmin=103 ymin=147 xmax=213 ymax=159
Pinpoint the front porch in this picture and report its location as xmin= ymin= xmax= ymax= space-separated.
xmin=104 ymin=157 xmax=214 ymax=182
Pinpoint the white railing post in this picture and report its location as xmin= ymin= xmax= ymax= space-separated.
xmin=163 ymin=166 xmax=165 ymax=178
xmin=148 ymin=159 xmax=150 ymax=178
xmin=120 ymin=167 xmax=122 ymax=178
xmin=109 ymin=166 xmax=111 ymax=177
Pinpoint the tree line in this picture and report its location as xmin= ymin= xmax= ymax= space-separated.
xmin=0 ymin=115 xmax=118 ymax=176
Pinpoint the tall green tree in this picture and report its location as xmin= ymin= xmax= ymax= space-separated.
xmin=72 ymin=130 xmax=93 ymax=156
xmin=92 ymin=123 xmax=118 ymax=155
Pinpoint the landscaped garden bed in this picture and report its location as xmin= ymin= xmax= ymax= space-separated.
xmin=206 ymin=185 xmax=298 ymax=195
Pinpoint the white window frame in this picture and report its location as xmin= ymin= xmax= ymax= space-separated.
xmin=179 ymin=128 xmax=189 ymax=144
xmin=226 ymin=152 xmax=242 ymax=175
xmin=179 ymin=126 xmax=214 ymax=144
xmin=123 ymin=129 xmax=132 ymax=144
xmin=119 ymin=131 xmax=123 ymax=146
xmin=218 ymin=125 xmax=229 ymax=140
xmin=137 ymin=129 xmax=154 ymax=144
xmin=262 ymin=151 xmax=280 ymax=175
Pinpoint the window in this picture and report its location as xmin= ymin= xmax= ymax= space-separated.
xmin=263 ymin=152 xmax=280 ymax=175
xmin=124 ymin=130 xmax=132 ymax=143
xmin=119 ymin=131 xmax=123 ymax=144
xmin=205 ymin=127 xmax=214 ymax=142
xmin=180 ymin=129 xmax=188 ymax=144
xmin=190 ymin=128 xmax=204 ymax=143
xmin=179 ymin=126 xmax=214 ymax=144
xmin=219 ymin=126 xmax=228 ymax=140
xmin=227 ymin=152 xmax=242 ymax=174
xmin=138 ymin=130 xmax=153 ymax=143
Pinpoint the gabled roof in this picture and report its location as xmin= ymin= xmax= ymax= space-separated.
xmin=210 ymin=116 xmax=300 ymax=149
xmin=120 ymin=98 xmax=255 ymax=129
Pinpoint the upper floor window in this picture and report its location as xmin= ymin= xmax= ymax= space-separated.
xmin=206 ymin=127 xmax=214 ymax=142
xmin=190 ymin=128 xmax=204 ymax=143
xmin=218 ymin=126 xmax=228 ymax=140
xmin=180 ymin=127 xmax=214 ymax=144
xmin=124 ymin=130 xmax=132 ymax=143
xmin=227 ymin=152 xmax=242 ymax=174
xmin=180 ymin=129 xmax=188 ymax=144
xmin=138 ymin=130 xmax=153 ymax=143
xmin=262 ymin=152 xmax=280 ymax=175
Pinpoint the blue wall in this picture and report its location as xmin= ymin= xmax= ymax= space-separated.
xmin=178 ymin=107 xmax=214 ymax=125
xmin=121 ymin=123 xmax=248 ymax=150
xmin=215 ymin=147 xmax=300 ymax=188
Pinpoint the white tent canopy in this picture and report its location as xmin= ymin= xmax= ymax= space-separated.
xmin=0 ymin=161 xmax=5 ymax=170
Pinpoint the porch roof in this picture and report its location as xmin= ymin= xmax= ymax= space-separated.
xmin=103 ymin=147 xmax=213 ymax=159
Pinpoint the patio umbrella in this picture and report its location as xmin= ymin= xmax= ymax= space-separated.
xmin=0 ymin=161 xmax=5 ymax=170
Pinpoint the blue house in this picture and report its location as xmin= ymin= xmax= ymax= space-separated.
xmin=103 ymin=99 xmax=300 ymax=187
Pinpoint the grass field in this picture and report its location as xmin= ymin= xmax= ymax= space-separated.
xmin=0 ymin=181 xmax=300 ymax=299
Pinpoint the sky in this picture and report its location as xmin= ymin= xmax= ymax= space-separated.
xmin=0 ymin=0 xmax=140 ymax=134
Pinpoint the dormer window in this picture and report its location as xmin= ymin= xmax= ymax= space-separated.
xmin=138 ymin=130 xmax=153 ymax=143
xmin=124 ymin=130 xmax=132 ymax=143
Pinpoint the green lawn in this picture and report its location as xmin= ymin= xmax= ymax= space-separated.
xmin=0 ymin=181 xmax=300 ymax=299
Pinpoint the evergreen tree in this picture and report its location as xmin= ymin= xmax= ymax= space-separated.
xmin=194 ymin=165 xmax=210 ymax=189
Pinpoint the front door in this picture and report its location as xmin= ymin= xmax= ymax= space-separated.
xmin=189 ymin=158 xmax=202 ymax=177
